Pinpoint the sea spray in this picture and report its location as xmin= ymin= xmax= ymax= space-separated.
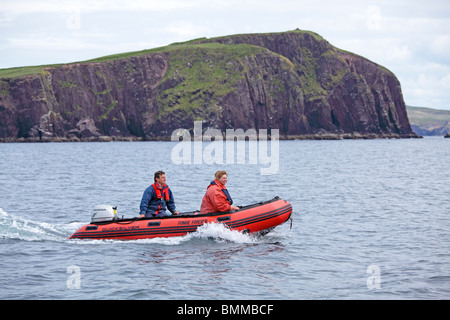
xmin=0 ymin=208 xmax=8 ymax=217
xmin=188 ymin=222 xmax=256 ymax=244
xmin=0 ymin=209 xmax=71 ymax=242
xmin=87 ymin=222 xmax=258 ymax=245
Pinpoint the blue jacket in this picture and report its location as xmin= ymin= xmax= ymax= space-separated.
xmin=139 ymin=184 xmax=177 ymax=217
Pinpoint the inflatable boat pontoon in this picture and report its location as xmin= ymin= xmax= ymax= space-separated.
xmin=68 ymin=197 xmax=293 ymax=240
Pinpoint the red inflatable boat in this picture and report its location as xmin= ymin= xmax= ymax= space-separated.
xmin=68 ymin=197 xmax=293 ymax=240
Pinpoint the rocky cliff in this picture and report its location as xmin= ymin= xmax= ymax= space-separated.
xmin=0 ymin=30 xmax=417 ymax=142
xmin=406 ymin=106 xmax=450 ymax=136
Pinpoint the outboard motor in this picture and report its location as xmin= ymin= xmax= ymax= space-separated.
xmin=91 ymin=205 xmax=118 ymax=223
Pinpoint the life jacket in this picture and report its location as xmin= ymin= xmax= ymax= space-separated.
xmin=152 ymin=183 xmax=170 ymax=201
xmin=210 ymin=180 xmax=233 ymax=205
xmin=152 ymin=183 xmax=170 ymax=215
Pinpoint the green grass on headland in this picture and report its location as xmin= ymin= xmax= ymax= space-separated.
xmin=0 ymin=42 xmax=258 ymax=78
xmin=406 ymin=105 xmax=450 ymax=126
xmin=0 ymin=29 xmax=321 ymax=79
xmin=0 ymin=65 xmax=53 ymax=78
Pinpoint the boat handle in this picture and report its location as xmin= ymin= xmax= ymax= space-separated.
xmin=217 ymin=216 xmax=231 ymax=222
xmin=147 ymin=221 xmax=161 ymax=227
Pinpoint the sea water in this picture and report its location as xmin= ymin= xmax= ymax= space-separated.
xmin=0 ymin=138 xmax=449 ymax=299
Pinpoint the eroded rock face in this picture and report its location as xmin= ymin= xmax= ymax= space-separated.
xmin=199 ymin=32 xmax=413 ymax=136
xmin=0 ymin=31 xmax=417 ymax=141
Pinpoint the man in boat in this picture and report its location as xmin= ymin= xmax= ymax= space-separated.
xmin=200 ymin=170 xmax=240 ymax=214
xmin=139 ymin=171 xmax=179 ymax=218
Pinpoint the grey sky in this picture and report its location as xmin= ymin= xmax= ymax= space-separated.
xmin=1 ymin=0 xmax=449 ymax=109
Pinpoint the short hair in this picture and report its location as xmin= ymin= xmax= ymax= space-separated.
xmin=154 ymin=170 xmax=165 ymax=181
xmin=215 ymin=170 xmax=227 ymax=179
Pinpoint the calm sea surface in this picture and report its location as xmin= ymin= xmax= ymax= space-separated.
xmin=0 ymin=138 xmax=449 ymax=300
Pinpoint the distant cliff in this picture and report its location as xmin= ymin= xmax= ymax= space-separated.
xmin=0 ymin=30 xmax=418 ymax=142
xmin=406 ymin=106 xmax=450 ymax=136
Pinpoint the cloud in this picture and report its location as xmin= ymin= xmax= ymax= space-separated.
xmin=0 ymin=0 xmax=202 ymax=16
xmin=5 ymin=35 xmax=102 ymax=51
xmin=156 ymin=21 xmax=212 ymax=38
xmin=387 ymin=45 xmax=412 ymax=61
xmin=430 ymin=35 xmax=450 ymax=63
xmin=400 ymin=62 xmax=450 ymax=108
xmin=1 ymin=0 xmax=449 ymax=109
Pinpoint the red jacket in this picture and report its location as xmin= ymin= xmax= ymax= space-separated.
xmin=200 ymin=179 xmax=233 ymax=214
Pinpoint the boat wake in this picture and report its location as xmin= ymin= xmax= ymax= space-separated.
xmin=187 ymin=222 xmax=257 ymax=243
xmin=0 ymin=208 xmax=81 ymax=242
xmin=125 ymin=222 xmax=289 ymax=246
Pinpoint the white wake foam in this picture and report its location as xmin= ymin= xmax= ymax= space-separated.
xmin=107 ymin=222 xmax=258 ymax=246
xmin=188 ymin=222 xmax=256 ymax=244
xmin=0 ymin=208 xmax=78 ymax=242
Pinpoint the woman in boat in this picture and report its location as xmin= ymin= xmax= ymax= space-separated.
xmin=200 ymin=170 xmax=240 ymax=214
